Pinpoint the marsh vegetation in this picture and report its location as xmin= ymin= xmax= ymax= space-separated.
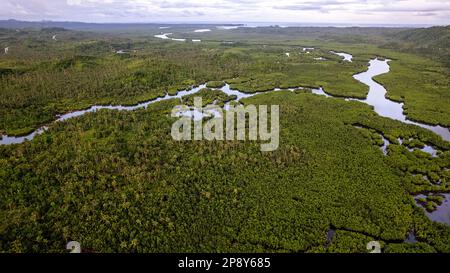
xmin=0 ymin=24 xmax=449 ymax=253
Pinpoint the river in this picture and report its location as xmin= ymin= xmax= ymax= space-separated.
xmin=312 ymin=58 xmax=450 ymax=141
xmin=2 ymin=54 xmax=449 ymax=144
xmin=1 ymin=53 xmax=449 ymax=225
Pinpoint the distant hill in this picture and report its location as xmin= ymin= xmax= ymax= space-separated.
xmin=382 ymin=26 xmax=450 ymax=65
xmin=1 ymin=19 xmax=448 ymax=65
xmin=393 ymin=26 xmax=450 ymax=47
xmin=0 ymin=19 xmax=161 ymax=30
xmin=0 ymin=19 xmax=231 ymax=31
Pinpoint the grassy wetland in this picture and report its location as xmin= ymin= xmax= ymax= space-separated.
xmin=0 ymin=24 xmax=449 ymax=253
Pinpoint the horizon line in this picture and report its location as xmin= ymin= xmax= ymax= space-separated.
xmin=1 ymin=18 xmax=447 ymax=28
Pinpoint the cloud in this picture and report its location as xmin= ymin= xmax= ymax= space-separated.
xmin=274 ymin=5 xmax=324 ymax=11
xmin=0 ymin=0 xmax=448 ymax=25
xmin=416 ymin=12 xmax=437 ymax=17
xmin=371 ymin=6 xmax=450 ymax=13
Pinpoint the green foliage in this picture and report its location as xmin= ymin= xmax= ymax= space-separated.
xmin=375 ymin=55 xmax=450 ymax=127
xmin=182 ymin=88 xmax=236 ymax=107
xmin=382 ymin=26 xmax=450 ymax=66
xmin=206 ymin=81 xmax=225 ymax=88
xmin=0 ymin=25 xmax=449 ymax=253
xmin=384 ymin=242 xmax=437 ymax=253
xmin=0 ymin=91 xmax=448 ymax=252
xmin=1 ymin=28 xmax=371 ymax=135
xmin=324 ymin=230 xmax=376 ymax=253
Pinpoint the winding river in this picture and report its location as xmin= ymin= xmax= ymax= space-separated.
xmin=1 ymin=54 xmax=449 ymax=145
xmin=330 ymin=51 xmax=352 ymax=62
xmin=312 ymin=58 xmax=450 ymax=141
xmin=415 ymin=193 xmax=450 ymax=226
xmin=1 ymin=52 xmax=449 ymax=225
xmin=356 ymin=60 xmax=450 ymax=141
xmin=1 ymin=84 xmax=202 ymax=144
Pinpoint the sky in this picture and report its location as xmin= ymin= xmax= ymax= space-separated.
xmin=1 ymin=0 xmax=450 ymax=25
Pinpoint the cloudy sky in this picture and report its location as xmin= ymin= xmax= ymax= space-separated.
xmin=1 ymin=0 xmax=450 ymax=25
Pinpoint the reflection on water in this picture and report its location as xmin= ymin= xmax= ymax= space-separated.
xmin=154 ymin=33 xmax=186 ymax=42
xmin=313 ymin=58 xmax=450 ymax=141
xmin=154 ymin=33 xmax=172 ymax=39
xmin=2 ymin=57 xmax=449 ymax=146
xmin=325 ymin=228 xmax=336 ymax=247
xmin=330 ymin=51 xmax=352 ymax=62
xmin=155 ymin=33 xmax=202 ymax=43
xmin=194 ymin=29 xmax=211 ymax=33
xmin=1 ymin=84 xmax=205 ymax=145
xmin=311 ymin=87 xmax=331 ymax=98
xmin=354 ymin=60 xmax=402 ymax=118
xmin=354 ymin=59 xmax=450 ymax=141
xmin=415 ymin=193 xmax=450 ymax=226
xmin=380 ymin=135 xmax=390 ymax=155
xmin=398 ymin=138 xmax=439 ymax=157
xmin=216 ymin=26 xmax=240 ymax=30
xmin=219 ymin=84 xmax=262 ymax=101
xmin=0 ymin=83 xmax=289 ymax=145
xmin=174 ymin=107 xmax=222 ymax=121
xmin=0 ymin=127 xmax=48 ymax=145
xmin=421 ymin=145 xmax=438 ymax=157
xmin=404 ymin=231 xmax=417 ymax=243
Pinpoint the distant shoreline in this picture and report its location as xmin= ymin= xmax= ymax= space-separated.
xmin=0 ymin=19 xmax=445 ymax=29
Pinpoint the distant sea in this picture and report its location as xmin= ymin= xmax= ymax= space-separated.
xmin=0 ymin=19 xmax=440 ymax=29
xmin=211 ymin=22 xmax=438 ymax=28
